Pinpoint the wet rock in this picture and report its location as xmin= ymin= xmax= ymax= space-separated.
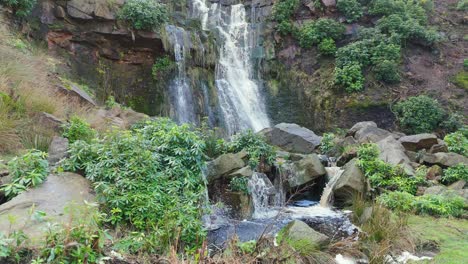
xmin=422 ymin=152 xmax=468 ymax=167
xmin=355 ymin=126 xmax=395 ymax=143
xmin=47 ymin=137 xmax=69 ymax=165
xmin=278 ymin=220 xmax=329 ymax=248
xmin=0 ymin=173 xmax=95 ymax=243
xmin=347 ymin=121 xmax=377 ymax=137
xmin=206 ymin=152 xmax=246 ymax=183
xmin=377 ymin=136 xmax=415 ymax=175
xmin=225 ymin=192 xmax=253 ymax=219
xmin=260 ymin=123 xmax=322 ymax=154
xmin=399 ymin=134 xmax=438 ymax=151
xmin=330 ymin=159 xmax=366 ymax=205
xmin=287 ymin=154 xmax=326 ymax=188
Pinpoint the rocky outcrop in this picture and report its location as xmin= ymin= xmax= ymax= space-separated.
xmin=37 ymin=112 xmax=64 ymax=132
xmin=399 ymin=134 xmax=438 ymax=152
xmin=206 ymin=151 xmax=247 ymax=183
xmin=422 ymin=152 xmax=468 ymax=167
xmin=56 ymin=83 xmax=97 ymax=107
xmin=0 ymin=173 xmax=95 ymax=243
xmin=260 ymin=123 xmax=322 ymax=154
xmin=355 ymin=126 xmax=395 ymax=143
xmin=347 ymin=121 xmax=377 ymax=137
xmin=424 ymin=185 xmax=468 ymax=203
xmin=66 ymin=0 xmax=122 ymax=20
xmin=47 ymin=136 xmax=69 ymax=165
xmin=377 ymin=136 xmax=415 ymax=175
xmin=286 ymin=154 xmax=326 ymax=189
xmin=278 ymin=220 xmax=329 ymax=248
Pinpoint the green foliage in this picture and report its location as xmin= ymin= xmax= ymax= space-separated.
xmin=298 ymin=18 xmax=345 ymax=48
xmin=229 ymin=177 xmax=250 ymax=195
xmin=334 ymin=63 xmax=365 ymax=93
xmin=119 ymin=0 xmax=169 ymax=31
xmin=378 ymin=191 xmax=466 ymax=217
xmin=444 ymin=128 xmax=468 ymax=156
xmin=63 ymin=119 xmax=206 ymax=252
xmin=0 ymin=230 xmax=28 ymax=263
xmin=151 ymin=56 xmax=175 ymax=80
xmin=62 ymin=116 xmax=96 ymax=144
xmin=393 ymin=96 xmax=445 ymax=134
xmin=319 ymin=133 xmax=336 ymax=154
xmin=374 ymin=60 xmax=400 ymax=83
xmin=196 ymin=119 xmax=227 ymax=158
xmin=237 ymin=240 xmax=256 ymax=254
xmin=318 ymin=38 xmax=337 ymax=55
xmin=357 ymin=144 xmax=425 ymax=194
xmin=442 ymin=164 xmax=468 ymax=184
xmin=272 ymin=0 xmax=300 ymax=35
xmin=458 ymin=0 xmax=468 ymax=11
xmin=228 ymin=130 xmax=275 ymax=169
xmin=0 ymin=149 xmax=49 ymax=199
xmin=0 ymin=0 xmax=37 ymax=17
xmin=337 ymin=0 xmax=363 ymax=22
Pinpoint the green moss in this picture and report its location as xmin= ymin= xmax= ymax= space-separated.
xmin=408 ymin=215 xmax=468 ymax=263
xmin=452 ymin=71 xmax=468 ymax=89
xmin=346 ymin=98 xmax=388 ymax=109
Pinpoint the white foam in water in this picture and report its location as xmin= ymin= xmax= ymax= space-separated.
xmin=320 ymin=167 xmax=345 ymax=207
xmin=385 ymin=252 xmax=433 ymax=263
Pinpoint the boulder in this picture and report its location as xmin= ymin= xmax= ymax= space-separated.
xmin=278 ymin=220 xmax=329 ymax=249
xmin=426 ymin=165 xmax=443 ymax=180
xmin=228 ymin=166 xmax=253 ymax=178
xmin=260 ymin=123 xmax=321 ymax=154
xmin=429 ymin=143 xmax=449 ymax=154
xmin=0 ymin=173 xmax=95 ymax=243
xmin=321 ymin=0 xmax=336 ymax=7
xmin=399 ymin=134 xmax=438 ymax=152
xmin=424 ymin=185 xmax=468 ymax=203
xmin=449 ymin=180 xmax=466 ymax=190
xmin=355 ymin=126 xmax=395 ymax=143
xmin=377 ymin=136 xmax=415 ymax=175
xmin=225 ymin=191 xmax=253 ymax=220
xmin=37 ymin=112 xmax=63 ymax=132
xmin=347 ymin=121 xmax=377 ymax=137
xmin=67 ymin=0 xmax=119 ymax=20
xmin=422 ymin=152 xmax=468 ymax=167
xmin=287 ymin=154 xmax=326 ymax=188
xmin=206 ymin=152 xmax=246 ymax=183
xmin=47 ymin=136 xmax=69 ymax=165
xmin=56 ymin=83 xmax=97 ymax=106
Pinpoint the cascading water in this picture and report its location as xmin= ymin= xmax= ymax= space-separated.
xmin=165 ymin=25 xmax=197 ymax=124
xmin=320 ymin=167 xmax=345 ymax=207
xmin=191 ymin=1 xmax=270 ymax=134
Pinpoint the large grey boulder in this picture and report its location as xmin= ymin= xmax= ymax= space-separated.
xmin=206 ymin=151 xmax=246 ymax=183
xmin=260 ymin=123 xmax=321 ymax=154
xmin=377 ymin=136 xmax=415 ymax=175
xmin=286 ymin=154 xmax=326 ymax=188
xmin=0 ymin=173 xmax=95 ymax=243
xmin=422 ymin=152 xmax=468 ymax=167
xmin=228 ymin=166 xmax=253 ymax=178
xmin=47 ymin=136 xmax=69 ymax=165
xmin=424 ymin=185 xmax=468 ymax=203
xmin=354 ymin=126 xmax=395 ymax=143
xmin=321 ymin=0 xmax=336 ymax=7
xmin=399 ymin=134 xmax=438 ymax=152
xmin=347 ymin=121 xmax=377 ymax=137
xmin=278 ymin=220 xmax=329 ymax=249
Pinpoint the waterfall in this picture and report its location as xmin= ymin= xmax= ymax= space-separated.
xmin=191 ymin=1 xmax=270 ymax=135
xmin=248 ymin=172 xmax=276 ymax=219
xmin=319 ymin=167 xmax=345 ymax=207
xmin=165 ymin=25 xmax=197 ymax=124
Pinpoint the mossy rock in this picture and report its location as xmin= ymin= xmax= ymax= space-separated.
xmin=277 ymin=220 xmax=329 ymax=256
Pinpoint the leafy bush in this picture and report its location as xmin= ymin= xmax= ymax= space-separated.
xmin=230 ymin=177 xmax=250 ymax=195
xmin=318 ymin=38 xmax=337 ymax=55
xmin=337 ymin=0 xmax=363 ymax=22
xmin=334 ymin=63 xmax=365 ymax=93
xmin=393 ymin=96 xmax=445 ymax=134
xmin=228 ymin=130 xmax=275 ymax=169
xmin=119 ymin=0 xmax=168 ymax=31
xmin=378 ymin=191 xmax=466 ymax=217
xmin=457 ymin=0 xmax=467 ymax=11
xmin=0 ymin=149 xmax=49 ymax=199
xmin=319 ymin=133 xmax=336 ymax=154
xmin=197 ymin=119 xmax=227 ymax=158
xmin=298 ymin=18 xmax=345 ymax=48
xmin=63 ymin=119 xmax=206 ymax=252
xmin=336 ymin=40 xmax=372 ymax=68
xmin=272 ymin=0 xmax=300 ymax=35
xmin=151 ymin=56 xmax=175 ymax=80
xmin=62 ymin=116 xmax=96 ymax=144
xmin=0 ymin=230 xmax=28 ymax=262
xmin=444 ymin=128 xmax=468 ymax=156
xmin=374 ymin=60 xmax=400 ymax=83
xmin=442 ymin=164 xmax=468 ymax=184
xmin=0 ymin=0 xmax=37 ymax=17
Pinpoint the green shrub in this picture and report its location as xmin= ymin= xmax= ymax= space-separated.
xmin=119 ymin=0 xmax=168 ymax=31
xmin=374 ymin=60 xmax=400 ymax=83
xmin=334 ymin=63 xmax=365 ymax=93
xmin=0 ymin=230 xmax=28 ymax=262
xmin=319 ymin=133 xmax=336 ymax=154
xmin=378 ymin=191 xmax=415 ymax=212
xmin=444 ymin=128 xmax=468 ymax=156
xmin=442 ymin=164 xmax=468 ymax=184
xmin=440 ymin=113 xmax=464 ymax=133
xmin=151 ymin=56 xmax=175 ymax=80
xmin=63 ymin=119 xmax=206 ymax=253
xmin=272 ymin=0 xmax=300 ymax=35
xmin=337 ymin=0 xmax=363 ymax=22
xmin=298 ymin=18 xmax=345 ymax=48
xmin=318 ymin=38 xmax=337 ymax=55
xmin=393 ymin=96 xmax=445 ymax=134
xmin=230 ymin=176 xmax=250 ymax=195
xmin=457 ymin=0 xmax=468 ymax=11
xmin=228 ymin=130 xmax=275 ymax=169
xmin=196 ymin=119 xmax=227 ymax=158
xmin=335 ymin=40 xmax=371 ymax=68
xmin=0 ymin=0 xmax=37 ymax=17
xmin=0 ymin=149 xmax=49 ymax=199
xmin=62 ymin=116 xmax=96 ymax=144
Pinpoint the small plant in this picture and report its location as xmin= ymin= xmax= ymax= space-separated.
xmin=377 ymin=191 xmax=414 ymax=212
xmin=229 ymin=176 xmax=250 ymax=195
xmin=119 ymin=0 xmax=169 ymax=31
xmin=393 ymin=96 xmax=445 ymax=134
xmin=442 ymin=164 xmax=468 ymax=184
xmin=298 ymin=18 xmax=345 ymax=48
xmin=0 ymin=0 xmax=37 ymax=17
xmin=151 ymin=56 xmax=175 ymax=80
xmin=334 ymin=63 xmax=365 ymax=93
xmin=337 ymin=0 xmax=363 ymax=22
xmin=444 ymin=128 xmax=468 ymax=156
xmin=228 ymin=130 xmax=275 ymax=169
xmin=319 ymin=133 xmax=336 ymax=154
xmin=272 ymin=0 xmax=300 ymax=35
xmin=457 ymin=0 xmax=468 ymax=11
xmin=318 ymin=38 xmax=337 ymax=56
xmin=0 ymin=230 xmax=29 ymax=262
xmin=0 ymin=149 xmax=49 ymax=199
xmin=62 ymin=116 xmax=96 ymax=143
xmin=237 ymin=240 xmax=256 ymax=254
xmin=374 ymin=60 xmax=400 ymax=83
